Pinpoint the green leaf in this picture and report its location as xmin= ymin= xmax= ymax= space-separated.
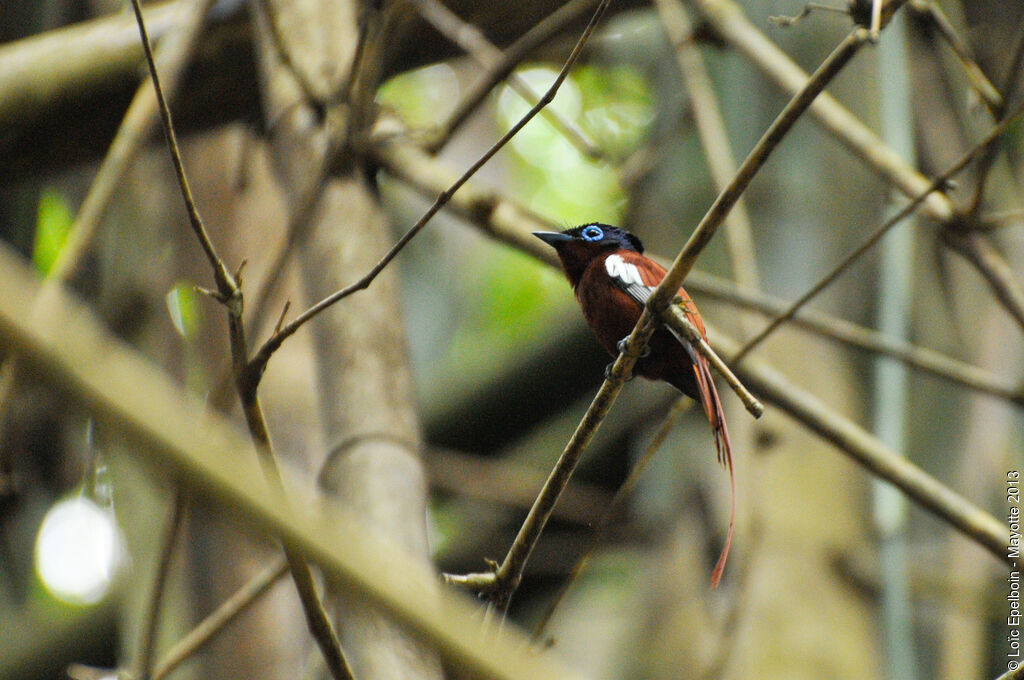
xmin=32 ymin=190 xmax=74 ymax=275
xmin=166 ymin=281 xmax=202 ymax=340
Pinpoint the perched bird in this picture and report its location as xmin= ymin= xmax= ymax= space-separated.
xmin=534 ymin=223 xmax=734 ymax=586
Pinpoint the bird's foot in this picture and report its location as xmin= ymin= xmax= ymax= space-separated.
xmin=605 ymin=362 xmax=635 ymax=382
xmin=616 ymin=336 xmax=650 ymax=358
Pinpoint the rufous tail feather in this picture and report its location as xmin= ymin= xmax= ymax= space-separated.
xmin=692 ymin=356 xmax=735 ymax=589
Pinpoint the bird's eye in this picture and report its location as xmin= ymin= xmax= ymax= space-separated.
xmin=581 ymin=226 xmax=604 ymax=242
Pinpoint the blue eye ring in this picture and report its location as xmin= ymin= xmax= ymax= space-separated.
xmin=581 ymin=225 xmax=604 ymax=242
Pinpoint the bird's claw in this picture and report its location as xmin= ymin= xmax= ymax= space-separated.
xmin=616 ymin=336 xmax=650 ymax=358
xmin=605 ymin=362 xmax=635 ymax=382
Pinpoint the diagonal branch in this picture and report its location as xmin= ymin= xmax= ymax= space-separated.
xmin=715 ymin=327 xmax=1011 ymax=565
xmin=687 ymin=271 xmax=1024 ymax=405
xmin=650 ymin=25 xmax=871 ymax=303
xmin=245 ymin=0 xmax=613 ymax=383
xmin=152 ymin=557 xmax=289 ymax=680
xmin=908 ymin=0 xmax=1002 ymax=116
xmin=447 ymin=24 xmax=875 ymax=604
xmin=424 ymin=0 xmax=601 ymax=153
xmin=734 ymin=99 xmax=1024 ymax=363
xmin=411 ymin=0 xmax=603 ymax=159
xmin=372 ymin=130 xmax=1024 ymax=405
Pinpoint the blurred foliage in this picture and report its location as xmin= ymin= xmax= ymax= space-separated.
xmin=31 ymin=189 xmax=73 ymax=275
xmin=165 ymin=281 xmax=202 ymax=341
xmin=380 ymin=59 xmax=654 ymax=366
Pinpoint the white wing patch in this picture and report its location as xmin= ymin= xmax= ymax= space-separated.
xmin=605 ymin=254 xmax=644 ymax=287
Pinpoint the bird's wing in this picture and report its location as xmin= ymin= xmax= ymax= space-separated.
xmin=602 ymin=252 xmax=657 ymax=306
xmin=603 ymin=251 xmax=735 ymax=588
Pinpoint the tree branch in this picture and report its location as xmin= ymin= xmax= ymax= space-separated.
xmin=152 ymin=557 xmax=289 ymax=680
xmin=0 ymin=241 xmax=591 ymax=680
xmin=247 ymin=0 xmax=612 ymax=376
xmin=128 ymin=3 xmax=352 ymax=677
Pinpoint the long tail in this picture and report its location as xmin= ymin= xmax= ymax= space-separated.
xmin=691 ymin=354 xmax=735 ymax=589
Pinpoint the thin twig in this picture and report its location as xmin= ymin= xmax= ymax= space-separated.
xmin=128 ymin=0 xmax=235 ymax=300
xmin=908 ymin=0 xmax=1002 ymax=116
xmin=942 ymin=228 xmax=1024 ymax=335
xmin=411 ymin=0 xmax=603 ymax=159
xmin=870 ymin=0 xmax=883 ymax=38
xmin=152 ymin=557 xmax=289 ymax=680
xmin=686 ymin=271 xmax=1024 ymax=405
xmin=372 ymin=128 xmax=1024 ymax=405
xmin=716 ymin=326 xmax=1011 ymax=566
xmin=425 ymin=0 xmax=600 ymax=153
xmin=966 ymin=12 xmax=1024 ymax=216
xmin=650 ymin=27 xmax=871 ymax=303
xmin=733 ymin=100 xmax=1024 ymax=364
xmin=131 ymin=490 xmax=186 ymax=680
xmin=247 ymin=0 xmax=613 ymax=379
xmin=769 ymin=3 xmax=850 ymax=28
xmin=128 ymin=4 xmax=352 ymax=678
xmin=663 ymin=305 xmax=762 ymax=417
xmin=531 ymin=399 xmax=693 ymax=640
xmin=256 ymin=0 xmax=326 ymax=103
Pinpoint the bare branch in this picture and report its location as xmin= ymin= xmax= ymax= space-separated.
xmin=248 ymin=0 xmax=613 ymax=374
xmin=424 ymin=0 xmax=600 ymax=153
xmin=152 ymin=558 xmax=289 ymax=680
xmin=687 ymin=271 xmax=1024 ymax=405
xmin=651 ymin=26 xmax=871 ymax=302
xmin=411 ymin=0 xmax=603 ymax=159
xmin=128 ymin=4 xmax=352 ymax=677
xmin=662 ymin=305 xmax=763 ymax=417
xmin=717 ymin=327 xmax=1011 ymax=565
xmin=734 ymin=99 xmax=1024 ymax=363
xmin=128 ymin=0 xmax=236 ymax=300
xmin=530 ymin=399 xmax=693 ymax=639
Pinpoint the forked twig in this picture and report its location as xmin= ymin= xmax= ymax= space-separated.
xmin=127 ymin=3 xmax=352 ymax=678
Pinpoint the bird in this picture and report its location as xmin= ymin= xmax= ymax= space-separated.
xmin=534 ymin=222 xmax=734 ymax=587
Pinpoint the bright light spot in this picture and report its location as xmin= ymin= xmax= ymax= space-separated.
xmin=35 ymin=497 xmax=122 ymax=605
xmin=497 ymin=66 xmax=583 ymax=169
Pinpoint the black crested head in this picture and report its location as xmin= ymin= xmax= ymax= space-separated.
xmin=568 ymin=223 xmax=644 ymax=253
xmin=532 ymin=223 xmax=644 ymax=287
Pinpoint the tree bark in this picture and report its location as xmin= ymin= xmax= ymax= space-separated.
xmin=251 ymin=0 xmax=442 ymax=677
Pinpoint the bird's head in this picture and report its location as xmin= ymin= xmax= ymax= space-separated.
xmin=533 ymin=223 xmax=644 ymax=286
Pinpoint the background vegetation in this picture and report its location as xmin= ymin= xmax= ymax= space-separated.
xmin=0 ymin=0 xmax=1021 ymax=679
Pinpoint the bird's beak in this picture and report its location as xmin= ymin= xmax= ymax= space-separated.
xmin=533 ymin=231 xmax=572 ymax=247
